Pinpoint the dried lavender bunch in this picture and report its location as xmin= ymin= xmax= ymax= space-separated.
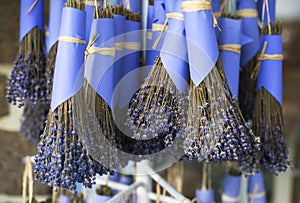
xmin=184 ymin=63 xmax=260 ymax=174
xmin=252 ymin=22 xmax=291 ymax=175
xmin=6 ymin=27 xmax=47 ymax=109
xmin=34 ymin=99 xmax=111 ymax=192
xmin=127 ymin=56 xmax=186 ymax=148
xmin=34 ymin=0 xmax=112 ymax=192
xmin=20 ymin=101 xmax=48 ymax=143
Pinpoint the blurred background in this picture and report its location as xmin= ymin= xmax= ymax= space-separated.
xmin=0 ymin=0 xmax=299 ymax=202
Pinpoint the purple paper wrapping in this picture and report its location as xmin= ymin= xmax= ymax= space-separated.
xmin=212 ymin=0 xmax=221 ymax=13
xmin=94 ymin=194 xmax=113 ymax=202
xmin=85 ymin=18 xmax=115 ymax=109
xmin=248 ymin=172 xmax=266 ymax=203
xmin=86 ymin=1 xmax=102 ymax=41
xmin=160 ymin=0 xmax=189 ymax=93
xmin=51 ymin=8 xmax=86 ymax=110
xmin=60 ymin=195 xmax=72 ymax=203
xmin=196 ymin=189 xmax=214 ymax=203
xmin=258 ymin=0 xmax=276 ymax=25
xmin=46 ymin=0 xmax=66 ymax=53
xmin=118 ymin=20 xmax=142 ymax=109
xmin=237 ymin=0 xmax=259 ymax=67
xmin=221 ymin=175 xmax=241 ymax=203
xmin=257 ymin=35 xmax=283 ymax=105
xmin=20 ymin=0 xmax=44 ymax=41
xmin=151 ymin=0 xmax=166 ymax=58
xmin=129 ymin=0 xmax=141 ymax=13
xmin=146 ymin=5 xmax=156 ymax=66
xmin=182 ymin=1 xmax=219 ymax=86
xmin=218 ymin=18 xmax=243 ymax=97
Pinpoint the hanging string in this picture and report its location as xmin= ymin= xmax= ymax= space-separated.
xmin=22 ymin=156 xmax=33 ymax=203
xmin=261 ymin=0 xmax=272 ymax=34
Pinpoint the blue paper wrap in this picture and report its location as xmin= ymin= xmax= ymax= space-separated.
xmin=151 ymin=0 xmax=166 ymax=58
xmin=129 ymin=0 xmax=141 ymax=13
xmin=237 ymin=0 xmax=259 ymax=67
xmin=94 ymin=194 xmax=112 ymax=202
xmin=183 ymin=0 xmax=219 ymax=86
xmin=160 ymin=0 xmax=189 ymax=93
xmin=196 ymin=189 xmax=214 ymax=203
xmin=46 ymin=0 xmax=66 ymax=53
xmin=248 ymin=172 xmax=266 ymax=203
xmin=221 ymin=175 xmax=241 ymax=203
xmin=86 ymin=0 xmax=102 ymax=41
xmin=218 ymin=18 xmax=243 ymax=97
xmin=257 ymin=35 xmax=283 ymax=105
xmin=118 ymin=20 xmax=142 ymax=109
xmin=60 ymin=195 xmax=71 ymax=203
xmin=51 ymin=8 xmax=86 ymax=111
xmin=20 ymin=0 xmax=44 ymax=41
xmin=146 ymin=4 xmax=156 ymax=66
xmin=85 ymin=18 xmax=115 ymax=109
xmin=258 ymin=0 xmax=276 ymax=25
xmin=212 ymin=0 xmax=221 ymax=13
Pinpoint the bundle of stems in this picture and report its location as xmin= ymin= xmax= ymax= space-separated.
xmin=45 ymin=43 xmax=58 ymax=105
xmin=127 ymin=56 xmax=185 ymax=148
xmin=34 ymin=0 xmax=112 ymax=193
xmin=252 ymin=21 xmax=291 ymax=174
xmin=185 ymin=59 xmax=261 ymax=175
xmin=6 ymin=26 xmax=47 ymax=109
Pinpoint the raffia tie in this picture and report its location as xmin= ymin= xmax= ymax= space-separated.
xmin=219 ymin=44 xmax=242 ymax=55
xmin=236 ymin=9 xmax=258 ymax=18
xmin=181 ymin=1 xmax=211 ymax=12
xmin=251 ymin=41 xmax=284 ymax=80
xmin=221 ymin=194 xmax=240 ymax=202
xmin=248 ymin=183 xmax=266 ymax=203
xmin=58 ymin=36 xmax=86 ymax=45
xmin=152 ymin=12 xmax=184 ymax=49
xmin=22 ymin=156 xmax=33 ymax=203
xmin=85 ymin=0 xmax=102 ymax=6
xmin=26 ymin=0 xmax=39 ymax=14
xmin=147 ymin=32 xmax=153 ymax=40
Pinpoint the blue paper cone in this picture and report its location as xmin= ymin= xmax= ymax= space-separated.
xmin=221 ymin=175 xmax=241 ymax=203
xmin=196 ymin=189 xmax=215 ymax=203
xmin=248 ymin=172 xmax=266 ymax=203
xmin=94 ymin=194 xmax=113 ymax=202
xmin=60 ymin=195 xmax=71 ymax=203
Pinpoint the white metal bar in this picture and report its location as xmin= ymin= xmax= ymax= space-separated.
xmin=142 ymin=163 xmax=192 ymax=203
xmin=148 ymin=192 xmax=183 ymax=203
xmin=106 ymin=182 xmax=144 ymax=203
xmin=96 ymin=176 xmax=131 ymax=191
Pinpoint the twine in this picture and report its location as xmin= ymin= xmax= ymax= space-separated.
xmin=26 ymin=0 xmax=39 ymax=14
xmin=152 ymin=12 xmax=184 ymax=50
xmin=22 ymin=156 xmax=33 ymax=203
xmin=221 ymin=194 xmax=240 ymax=202
xmin=85 ymin=34 xmax=115 ymax=57
xmin=251 ymin=41 xmax=284 ymax=80
xmin=261 ymin=0 xmax=272 ymax=33
xmin=248 ymin=183 xmax=266 ymax=203
xmin=152 ymin=23 xmax=168 ymax=32
xmin=147 ymin=32 xmax=153 ymax=40
xmin=85 ymin=0 xmax=102 ymax=6
xmin=181 ymin=1 xmax=211 ymax=12
xmin=219 ymin=44 xmax=242 ymax=55
xmin=58 ymin=36 xmax=86 ymax=45
xmin=123 ymin=42 xmax=141 ymax=50
xmin=236 ymin=9 xmax=258 ymax=18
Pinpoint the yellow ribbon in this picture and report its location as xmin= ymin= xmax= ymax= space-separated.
xmin=181 ymin=1 xmax=212 ymax=12
xmin=236 ymin=9 xmax=258 ymax=18
xmin=219 ymin=44 xmax=242 ymax=55
xmin=58 ymin=36 xmax=86 ymax=45
xmin=251 ymin=41 xmax=284 ymax=80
